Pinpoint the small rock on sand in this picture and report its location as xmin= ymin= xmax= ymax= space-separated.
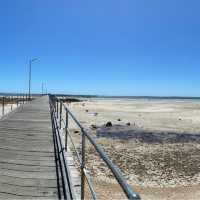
xmin=105 ymin=122 xmax=112 ymax=127
xmin=91 ymin=124 xmax=97 ymax=129
xmin=74 ymin=130 xmax=79 ymax=133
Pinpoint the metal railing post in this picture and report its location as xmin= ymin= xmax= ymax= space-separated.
xmin=65 ymin=110 xmax=68 ymax=151
xmin=10 ymin=96 xmax=12 ymax=111
xmin=54 ymin=99 xmax=56 ymax=112
xmin=59 ymin=101 xmax=62 ymax=129
xmin=2 ymin=97 xmax=5 ymax=116
xmin=56 ymin=100 xmax=59 ymax=119
xmin=52 ymin=96 xmax=55 ymax=111
xmin=10 ymin=96 xmax=13 ymax=111
xmin=81 ymin=129 xmax=86 ymax=200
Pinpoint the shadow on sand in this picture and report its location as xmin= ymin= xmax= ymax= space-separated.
xmin=96 ymin=125 xmax=200 ymax=143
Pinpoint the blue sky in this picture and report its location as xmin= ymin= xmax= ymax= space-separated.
xmin=0 ymin=0 xmax=200 ymax=96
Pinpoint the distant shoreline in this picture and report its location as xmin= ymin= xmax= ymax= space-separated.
xmin=1 ymin=92 xmax=200 ymax=100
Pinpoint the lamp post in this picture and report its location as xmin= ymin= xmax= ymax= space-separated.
xmin=42 ymin=83 xmax=44 ymax=96
xmin=28 ymin=58 xmax=37 ymax=100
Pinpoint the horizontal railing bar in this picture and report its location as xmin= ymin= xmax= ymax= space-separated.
xmin=50 ymin=95 xmax=141 ymax=200
xmin=83 ymin=168 xmax=98 ymax=200
xmin=67 ymin=128 xmax=97 ymax=199
xmin=60 ymin=100 xmax=140 ymax=199
xmin=81 ymin=128 xmax=140 ymax=200
xmin=62 ymin=104 xmax=84 ymax=130
xmin=50 ymin=97 xmax=75 ymax=200
xmin=52 ymin=110 xmax=72 ymax=199
xmin=66 ymin=128 xmax=82 ymax=166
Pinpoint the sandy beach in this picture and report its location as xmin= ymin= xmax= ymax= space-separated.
xmin=68 ymin=98 xmax=200 ymax=133
xmin=66 ymin=98 xmax=200 ymax=200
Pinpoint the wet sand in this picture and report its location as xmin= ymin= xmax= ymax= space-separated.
xmin=66 ymin=98 xmax=200 ymax=200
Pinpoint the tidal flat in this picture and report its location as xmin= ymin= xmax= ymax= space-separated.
xmin=67 ymin=98 xmax=200 ymax=200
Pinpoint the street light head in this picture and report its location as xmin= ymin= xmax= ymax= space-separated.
xmin=30 ymin=58 xmax=38 ymax=63
xmin=29 ymin=58 xmax=38 ymax=100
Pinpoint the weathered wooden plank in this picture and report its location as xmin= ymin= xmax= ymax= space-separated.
xmin=0 ymin=96 xmax=59 ymax=199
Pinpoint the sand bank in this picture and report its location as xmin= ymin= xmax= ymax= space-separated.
xmin=65 ymin=98 xmax=200 ymax=200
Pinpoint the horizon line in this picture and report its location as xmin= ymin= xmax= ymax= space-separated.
xmin=1 ymin=92 xmax=200 ymax=99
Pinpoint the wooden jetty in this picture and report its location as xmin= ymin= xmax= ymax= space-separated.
xmin=0 ymin=96 xmax=59 ymax=199
xmin=0 ymin=95 xmax=140 ymax=200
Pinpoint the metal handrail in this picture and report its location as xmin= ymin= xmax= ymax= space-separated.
xmin=49 ymin=97 xmax=75 ymax=200
xmin=49 ymin=94 xmax=141 ymax=200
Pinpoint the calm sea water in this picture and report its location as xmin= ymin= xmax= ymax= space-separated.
xmin=1 ymin=93 xmax=200 ymax=102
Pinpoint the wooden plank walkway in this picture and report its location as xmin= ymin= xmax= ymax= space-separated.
xmin=0 ymin=96 xmax=59 ymax=199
